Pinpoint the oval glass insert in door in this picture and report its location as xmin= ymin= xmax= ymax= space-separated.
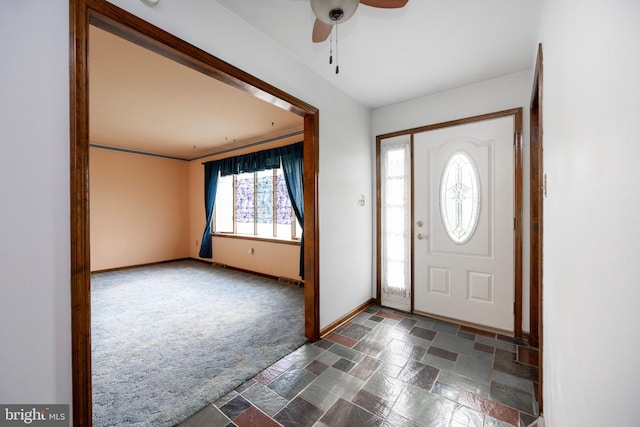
xmin=440 ymin=151 xmax=481 ymax=244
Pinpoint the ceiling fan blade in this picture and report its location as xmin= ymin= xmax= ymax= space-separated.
xmin=312 ymin=18 xmax=333 ymax=43
xmin=359 ymin=0 xmax=408 ymax=8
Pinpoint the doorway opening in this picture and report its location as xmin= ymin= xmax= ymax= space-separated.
xmin=70 ymin=1 xmax=320 ymax=424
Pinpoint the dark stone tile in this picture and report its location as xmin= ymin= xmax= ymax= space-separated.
xmin=431 ymin=380 xmax=461 ymax=402
xmin=241 ymin=383 xmax=288 ymax=417
xmin=474 ymin=342 xmax=495 ymax=354
xmin=494 ymin=348 xmax=517 ymax=361
xmin=433 ymin=333 xmax=475 ymax=356
xmin=365 ymin=307 xmax=378 ymax=314
xmin=333 ymin=357 xmax=356 ymax=373
xmin=334 ymin=322 xmax=350 ymax=334
xmin=520 ymin=412 xmax=539 ymax=427
xmin=455 ymin=354 xmax=493 ymax=384
xmin=285 ymin=344 xmax=325 ymax=367
xmin=381 ymin=411 xmax=421 ymax=427
xmin=253 ymin=358 xmax=295 ymax=385
xmin=493 ymin=357 xmax=538 ymax=382
xmin=176 ymin=405 xmax=230 ymax=427
xmin=437 ymin=371 xmax=489 ymax=397
xmin=314 ymin=339 xmax=334 ymax=350
xmin=409 ymin=326 xmax=437 ymax=341
xmin=363 ymin=371 xmax=407 ymax=402
xmin=431 ymin=320 xmax=460 ymax=335
xmin=370 ymin=315 xmax=384 ymax=322
xmin=352 ymin=338 xmax=386 ymax=357
xmin=497 ymin=334 xmax=520 ymax=344
xmin=460 ymin=325 xmax=497 ymax=338
xmin=235 ymin=379 xmax=256 ymax=393
xmin=352 ymin=389 xmax=393 ymax=419
xmin=397 ymin=359 xmax=439 ymax=390
xmin=490 ymin=381 xmax=534 ymax=414
xmin=220 ymin=395 xmax=251 ymax=420
xmin=305 ymin=359 xmax=329 ymax=376
xmin=477 ymin=336 xmax=517 ymax=352
xmin=458 ymin=391 xmax=518 ymax=426
xmin=341 ymin=323 xmax=373 ymax=340
xmin=326 ymin=332 xmax=359 ymax=348
xmin=233 ymin=406 xmax=280 ymax=427
xmin=451 ymin=404 xmax=484 ymax=427
xmin=368 ymin=323 xmax=408 ymax=342
xmin=395 ymin=317 xmax=417 ymax=331
xmin=457 ymin=331 xmax=476 ymax=341
xmin=427 ymin=346 xmax=458 ymax=362
xmin=328 ymin=343 xmax=365 ymax=363
xmin=392 ymin=385 xmax=456 ymax=425
xmin=320 ymin=398 xmax=383 ymax=427
xmin=267 ymin=368 xmax=316 ymax=400
xmin=274 ymin=396 xmax=324 ymax=427
xmin=375 ymin=310 xmax=404 ymax=321
xmin=350 ymin=355 xmax=382 ymax=381
xmin=387 ymin=339 xmax=427 ymax=360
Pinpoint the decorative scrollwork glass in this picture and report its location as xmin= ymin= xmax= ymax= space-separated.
xmin=440 ymin=151 xmax=481 ymax=244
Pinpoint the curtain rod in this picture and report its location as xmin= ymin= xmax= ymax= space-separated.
xmin=200 ymin=139 xmax=303 ymax=165
xmin=197 ymin=131 xmax=303 ymax=163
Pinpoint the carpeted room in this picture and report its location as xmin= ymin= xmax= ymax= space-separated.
xmin=89 ymin=144 xmax=307 ymax=426
xmin=88 ymin=25 xmax=308 ymax=425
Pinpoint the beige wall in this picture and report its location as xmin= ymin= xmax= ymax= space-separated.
xmin=90 ymin=147 xmax=190 ymax=270
xmin=91 ymin=142 xmax=301 ymax=278
xmin=212 ymin=236 xmax=301 ymax=280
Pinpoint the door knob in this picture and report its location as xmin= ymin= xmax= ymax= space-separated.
xmin=417 ymin=233 xmax=425 ymax=240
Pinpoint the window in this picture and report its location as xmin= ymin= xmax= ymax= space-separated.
xmin=213 ymin=167 xmax=302 ymax=240
xmin=380 ymin=136 xmax=411 ymax=304
xmin=440 ymin=151 xmax=481 ymax=244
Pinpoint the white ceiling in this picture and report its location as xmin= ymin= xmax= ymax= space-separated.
xmin=90 ymin=1 xmax=541 ymax=159
xmin=215 ymin=0 xmax=542 ymax=108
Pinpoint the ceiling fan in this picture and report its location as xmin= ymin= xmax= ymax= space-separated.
xmin=310 ymin=0 xmax=408 ymax=43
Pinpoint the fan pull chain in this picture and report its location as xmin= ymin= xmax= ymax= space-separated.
xmin=335 ymin=24 xmax=339 ymax=74
xmin=329 ymin=30 xmax=333 ymax=65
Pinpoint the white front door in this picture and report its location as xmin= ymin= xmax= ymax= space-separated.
xmin=413 ymin=116 xmax=515 ymax=331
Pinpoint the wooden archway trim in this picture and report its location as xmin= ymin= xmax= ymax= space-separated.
xmin=70 ymin=1 xmax=320 ymax=424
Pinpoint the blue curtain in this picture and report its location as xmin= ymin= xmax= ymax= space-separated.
xmin=198 ymin=161 xmax=221 ymax=258
xmin=219 ymin=147 xmax=281 ymax=176
xmin=278 ymin=143 xmax=304 ymax=278
xmin=200 ymin=142 xmax=304 ymax=274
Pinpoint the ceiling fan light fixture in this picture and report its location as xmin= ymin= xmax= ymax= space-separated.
xmin=311 ymin=0 xmax=360 ymax=24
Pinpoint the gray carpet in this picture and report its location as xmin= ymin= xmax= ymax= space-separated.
xmin=91 ymin=260 xmax=306 ymax=426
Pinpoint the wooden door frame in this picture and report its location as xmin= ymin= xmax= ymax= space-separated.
xmin=376 ymin=108 xmax=523 ymax=338
xmin=530 ymin=43 xmax=544 ymax=414
xmin=70 ymin=1 xmax=320 ymax=424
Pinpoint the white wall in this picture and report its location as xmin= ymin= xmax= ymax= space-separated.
xmin=0 ymin=2 xmax=71 ymax=404
xmin=0 ymin=0 xmax=373 ymax=410
xmin=539 ymin=1 xmax=640 ymax=426
xmin=372 ymin=70 xmax=533 ymax=332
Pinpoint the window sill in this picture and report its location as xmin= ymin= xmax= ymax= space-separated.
xmin=213 ymin=233 xmax=300 ymax=246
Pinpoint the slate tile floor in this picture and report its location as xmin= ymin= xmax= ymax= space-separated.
xmin=178 ymin=306 xmax=540 ymax=427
